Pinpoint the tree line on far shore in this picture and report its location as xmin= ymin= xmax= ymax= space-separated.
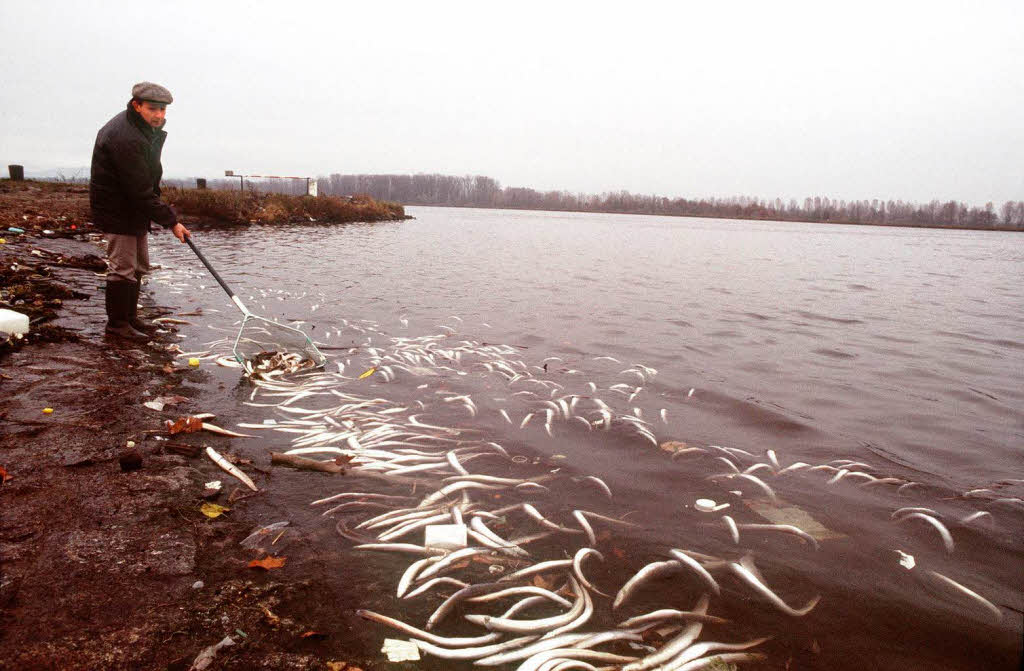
xmin=177 ymin=173 xmax=1024 ymax=231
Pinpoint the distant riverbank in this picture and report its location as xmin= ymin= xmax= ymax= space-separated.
xmin=309 ymin=173 xmax=1024 ymax=232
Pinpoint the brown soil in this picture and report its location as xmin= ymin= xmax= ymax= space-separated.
xmin=0 ymin=181 xmax=374 ymax=670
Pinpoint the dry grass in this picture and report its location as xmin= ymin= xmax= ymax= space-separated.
xmin=163 ymin=188 xmax=405 ymax=225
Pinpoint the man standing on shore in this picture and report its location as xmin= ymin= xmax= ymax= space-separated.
xmin=90 ymin=81 xmax=190 ymax=341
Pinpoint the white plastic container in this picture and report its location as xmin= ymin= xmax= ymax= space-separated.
xmin=0 ymin=309 xmax=29 ymax=336
xmin=424 ymin=523 xmax=468 ymax=550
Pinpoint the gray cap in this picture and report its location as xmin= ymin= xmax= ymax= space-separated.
xmin=131 ymin=81 xmax=173 ymax=104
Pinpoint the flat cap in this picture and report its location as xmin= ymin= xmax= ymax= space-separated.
xmin=131 ymin=81 xmax=173 ymax=104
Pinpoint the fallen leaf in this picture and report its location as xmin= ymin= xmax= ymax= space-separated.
xmin=200 ymin=503 xmax=230 ymax=518
xmin=358 ymin=367 xmax=376 ymax=379
xmin=334 ymin=454 xmax=355 ymax=466
xmin=248 ymin=556 xmax=287 ymax=570
xmin=0 ymin=466 xmax=11 ymax=483
xmin=300 ymin=631 xmax=327 ymax=639
xmin=166 ymin=416 xmax=203 ymax=435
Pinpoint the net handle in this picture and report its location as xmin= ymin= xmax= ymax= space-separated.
xmin=185 ymin=236 xmax=250 ymax=316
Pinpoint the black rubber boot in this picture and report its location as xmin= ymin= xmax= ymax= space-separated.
xmin=105 ymin=280 xmax=149 ymax=341
xmin=128 ymin=278 xmax=157 ymax=334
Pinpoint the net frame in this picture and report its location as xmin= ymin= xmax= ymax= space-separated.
xmin=231 ymin=314 xmax=327 ymax=368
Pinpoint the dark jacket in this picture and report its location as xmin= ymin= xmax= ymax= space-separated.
xmin=89 ymin=102 xmax=177 ymax=235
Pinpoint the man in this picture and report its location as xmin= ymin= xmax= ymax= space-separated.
xmin=90 ymin=81 xmax=191 ymax=340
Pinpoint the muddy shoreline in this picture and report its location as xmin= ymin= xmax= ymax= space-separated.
xmin=1 ymin=182 xmax=372 ymax=670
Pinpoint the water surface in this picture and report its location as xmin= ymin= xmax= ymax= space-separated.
xmin=150 ymin=207 xmax=1022 ymax=669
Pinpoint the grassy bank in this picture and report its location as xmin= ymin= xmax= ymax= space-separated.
xmin=163 ymin=187 xmax=407 ymax=225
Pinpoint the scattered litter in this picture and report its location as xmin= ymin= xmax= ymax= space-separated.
xmin=488 ymin=564 xmax=505 ymax=575
xmin=358 ymin=367 xmax=377 ymax=380
xmin=695 ymin=498 xmax=730 ymax=512
xmin=234 ymin=629 xmax=248 ymax=638
xmin=200 ymin=503 xmax=230 ymax=519
xmin=188 ymin=635 xmax=234 ymax=671
xmin=424 ymin=523 xmax=468 ymax=550
xmin=125 ymin=440 xmax=136 ymax=448
xmin=192 ymin=580 xmax=204 ymax=589
xmin=746 ymin=499 xmax=844 ymax=541
xmin=188 ymin=358 xmax=201 ymax=367
xmin=0 ymin=466 xmax=12 ymax=483
xmin=240 ymin=521 xmax=290 ymax=549
xmin=42 ymin=407 xmax=53 ymax=415
xmin=896 ymin=550 xmax=915 ymax=569
xmin=0 ymin=309 xmax=30 ymax=336
xmin=381 ymin=638 xmax=420 ymax=662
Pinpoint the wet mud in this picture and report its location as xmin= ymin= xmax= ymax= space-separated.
xmin=0 ymin=182 xmax=378 ymax=670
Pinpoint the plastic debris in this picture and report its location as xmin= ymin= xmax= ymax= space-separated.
xmin=746 ymin=499 xmax=844 ymax=541
xmin=695 ymin=498 xmax=730 ymax=512
xmin=0 ymin=309 xmax=30 ymax=336
xmin=192 ymin=580 xmax=204 ymax=589
xmin=896 ymin=550 xmax=915 ymax=569
xmin=240 ymin=521 xmax=290 ymax=548
xmin=189 ymin=635 xmax=234 ymax=671
xmin=424 ymin=523 xmax=468 ymax=550
xmin=189 ymin=358 xmax=201 ymax=367
xmin=381 ymin=639 xmax=420 ymax=662
xmin=42 ymin=408 xmax=53 ymax=414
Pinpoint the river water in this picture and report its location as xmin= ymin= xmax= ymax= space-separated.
xmin=148 ymin=207 xmax=1022 ymax=669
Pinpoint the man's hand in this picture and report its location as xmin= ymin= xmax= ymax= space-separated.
xmin=171 ymin=223 xmax=191 ymax=243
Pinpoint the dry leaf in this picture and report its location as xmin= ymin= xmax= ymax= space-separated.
xmin=0 ymin=466 xmax=11 ymax=483
xmin=165 ymin=416 xmax=203 ymax=435
xmin=300 ymin=631 xmax=327 ymax=639
xmin=248 ymin=556 xmax=287 ymax=570
xmin=660 ymin=440 xmax=688 ymax=453
xmin=200 ymin=503 xmax=230 ymax=519
xmin=334 ymin=454 xmax=355 ymax=466
xmin=326 ymin=664 xmax=347 ymax=671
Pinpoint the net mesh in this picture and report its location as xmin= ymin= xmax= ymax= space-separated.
xmin=232 ymin=315 xmax=326 ymax=369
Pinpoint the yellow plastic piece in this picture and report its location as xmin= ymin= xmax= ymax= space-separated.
xmin=188 ymin=358 xmax=200 ymax=367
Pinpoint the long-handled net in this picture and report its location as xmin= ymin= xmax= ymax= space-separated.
xmin=185 ymin=237 xmax=326 ymax=374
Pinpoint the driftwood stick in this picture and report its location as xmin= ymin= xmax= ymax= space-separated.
xmin=270 ymin=452 xmax=346 ymax=474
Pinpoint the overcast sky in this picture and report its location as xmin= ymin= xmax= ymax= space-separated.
xmin=1 ymin=0 xmax=1021 ymax=205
